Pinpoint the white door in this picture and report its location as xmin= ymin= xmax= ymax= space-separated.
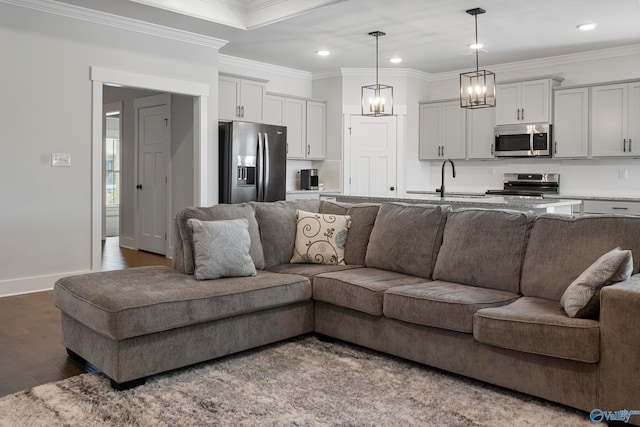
xmin=136 ymin=95 xmax=170 ymax=255
xmin=348 ymin=115 xmax=397 ymax=197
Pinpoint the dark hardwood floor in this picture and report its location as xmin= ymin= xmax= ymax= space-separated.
xmin=0 ymin=237 xmax=171 ymax=397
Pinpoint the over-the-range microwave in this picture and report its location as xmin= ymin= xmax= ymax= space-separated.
xmin=494 ymin=123 xmax=551 ymax=157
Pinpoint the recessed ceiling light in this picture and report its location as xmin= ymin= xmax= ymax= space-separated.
xmin=469 ymin=43 xmax=484 ymax=50
xmin=316 ymin=50 xmax=330 ymax=56
xmin=389 ymin=57 xmax=402 ymax=64
xmin=577 ymin=23 xmax=597 ymax=31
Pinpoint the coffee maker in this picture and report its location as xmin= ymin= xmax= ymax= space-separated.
xmin=300 ymin=169 xmax=319 ymax=190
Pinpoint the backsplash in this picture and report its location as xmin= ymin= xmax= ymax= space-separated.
xmin=405 ymin=158 xmax=640 ymax=198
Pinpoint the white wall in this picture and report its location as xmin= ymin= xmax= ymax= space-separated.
xmin=0 ymin=3 xmax=220 ymax=297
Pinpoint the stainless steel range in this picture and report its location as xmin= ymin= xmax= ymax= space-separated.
xmin=485 ymin=173 xmax=560 ymax=198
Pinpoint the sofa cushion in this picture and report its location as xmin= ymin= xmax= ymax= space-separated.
xmin=365 ymin=203 xmax=449 ymax=279
xmin=384 ymin=281 xmax=520 ymax=333
xmin=54 ymin=266 xmax=311 ymax=341
xmin=313 ymin=268 xmax=426 ymax=316
xmin=473 ymin=297 xmax=600 ymax=363
xmin=252 ymin=200 xmax=320 ymax=268
xmin=561 ymin=247 xmax=633 ymax=318
xmin=290 ymin=210 xmax=351 ymax=265
xmin=189 ymin=218 xmax=257 ymax=280
xmin=267 ymin=263 xmax=363 ymax=279
xmin=320 ymin=201 xmax=380 ymax=265
xmin=521 ymin=214 xmax=640 ymax=301
xmin=433 ymin=209 xmax=534 ymax=293
xmin=174 ymin=203 xmax=265 ymax=274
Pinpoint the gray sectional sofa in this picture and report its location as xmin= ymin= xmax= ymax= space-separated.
xmin=54 ymin=199 xmax=640 ymax=425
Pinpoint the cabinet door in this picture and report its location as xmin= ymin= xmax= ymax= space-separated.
xmin=495 ymin=83 xmax=520 ymax=125
xmin=521 ymin=79 xmax=549 ymax=123
xmin=628 ymin=81 xmax=640 ymax=155
xmin=264 ymin=95 xmax=285 ymax=125
xmin=419 ymin=103 xmax=442 ymax=160
xmin=553 ymin=88 xmax=589 ymax=158
xmin=284 ymin=98 xmax=306 ymax=159
xmin=441 ymin=101 xmax=466 ymax=159
xmin=591 ymin=84 xmax=628 ymax=157
xmin=467 ymin=107 xmax=496 ymax=159
xmin=306 ymin=101 xmax=326 ymax=159
xmin=219 ymin=75 xmax=240 ymax=121
xmin=239 ymin=79 xmax=265 ymax=122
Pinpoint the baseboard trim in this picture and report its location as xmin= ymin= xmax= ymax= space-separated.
xmin=0 ymin=270 xmax=92 ymax=298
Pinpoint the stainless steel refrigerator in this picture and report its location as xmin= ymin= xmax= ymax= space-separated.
xmin=219 ymin=121 xmax=287 ymax=203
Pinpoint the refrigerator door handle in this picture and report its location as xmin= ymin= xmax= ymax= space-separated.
xmin=257 ymin=132 xmax=264 ymax=202
xmin=264 ymin=132 xmax=270 ymax=199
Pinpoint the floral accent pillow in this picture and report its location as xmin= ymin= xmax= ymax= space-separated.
xmin=290 ymin=210 xmax=351 ymax=265
xmin=188 ymin=218 xmax=257 ymax=280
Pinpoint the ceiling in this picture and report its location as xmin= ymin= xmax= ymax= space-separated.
xmin=55 ymin=0 xmax=640 ymax=75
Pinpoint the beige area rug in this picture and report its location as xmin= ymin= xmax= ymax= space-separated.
xmin=0 ymin=336 xmax=595 ymax=426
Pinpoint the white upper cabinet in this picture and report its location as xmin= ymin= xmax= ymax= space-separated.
xmin=553 ymin=87 xmax=589 ymax=158
xmin=306 ymin=100 xmax=326 ymax=160
xmin=419 ymin=101 xmax=466 ymax=160
xmin=495 ymin=78 xmax=560 ymax=125
xmin=266 ymin=94 xmax=326 ymax=160
xmin=591 ymin=82 xmax=640 ymax=157
xmin=219 ymin=74 xmax=267 ymax=122
xmin=466 ymin=107 xmax=496 ymax=160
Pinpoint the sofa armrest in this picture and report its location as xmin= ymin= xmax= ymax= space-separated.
xmin=598 ymin=275 xmax=640 ymax=421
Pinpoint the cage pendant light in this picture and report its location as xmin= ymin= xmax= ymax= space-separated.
xmin=362 ymin=31 xmax=394 ymax=116
xmin=460 ymin=8 xmax=495 ymax=109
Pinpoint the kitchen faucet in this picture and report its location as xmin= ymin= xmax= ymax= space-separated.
xmin=437 ymin=159 xmax=456 ymax=199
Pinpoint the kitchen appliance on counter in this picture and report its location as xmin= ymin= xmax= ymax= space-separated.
xmin=300 ymin=169 xmax=319 ymax=190
xmin=219 ymin=121 xmax=287 ymax=203
xmin=494 ymin=123 xmax=551 ymax=157
xmin=485 ymin=173 xmax=560 ymax=198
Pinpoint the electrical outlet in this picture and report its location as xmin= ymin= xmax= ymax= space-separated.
xmin=618 ymin=168 xmax=628 ymax=180
xmin=52 ymin=153 xmax=71 ymax=167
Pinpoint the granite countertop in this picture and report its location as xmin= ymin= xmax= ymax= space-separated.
xmin=286 ymin=189 xmax=340 ymax=194
xmin=407 ymin=190 xmax=640 ymax=203
xmin=328 ymin=193 xmax=582 ymax=209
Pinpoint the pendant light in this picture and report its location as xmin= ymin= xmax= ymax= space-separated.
xmin=460 ymin=8 xmax=495 ymax=109
xmin=361 ymin=31 xmax=394 ymax=116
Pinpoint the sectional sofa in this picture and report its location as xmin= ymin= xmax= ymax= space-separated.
xmin=54 ymin=200 xmax=640 ymax=425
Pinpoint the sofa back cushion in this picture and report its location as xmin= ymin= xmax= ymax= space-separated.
xmin=521 ymin=214 xmax=640 ymax=301
xmin=174 ymin=203 xmax=265 ymax=274
xmin=252 ymin=200 xmax=320 ymax=268
xmin=433 ymin=208 xmax=534 ymax=293
xmin=320 ymin=201 xmax=380 ymax=265
xmin=365 ymin=203 xmax=449 ymax=279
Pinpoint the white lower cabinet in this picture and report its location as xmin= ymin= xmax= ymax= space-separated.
xmin=582 ymin=200 xmax=640 ymax=216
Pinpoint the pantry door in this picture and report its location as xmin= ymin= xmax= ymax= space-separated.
xmin=346 ymin=115 xmax=397 ymax=197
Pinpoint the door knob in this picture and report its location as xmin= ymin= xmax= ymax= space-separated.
xmin=136 ymin=185 xmax=142 ymax=190
xmin=390 ymin=186 xmax=395 ymax=191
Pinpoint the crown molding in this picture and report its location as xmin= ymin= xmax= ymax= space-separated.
xmin=218 ymin=54 xmax=312 ymax=80
xmin=1 ymin=0 xmax=228 ymax=49
xmin=432 ymin=44 xmax=640 ymax=81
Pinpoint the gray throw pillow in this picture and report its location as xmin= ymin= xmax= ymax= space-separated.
xmin=560 ymin=247 xmax=633 ymax=318
xmin=188 ymin=218 xmax=257 ymax=280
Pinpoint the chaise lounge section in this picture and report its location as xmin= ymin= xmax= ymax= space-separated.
xmin=54 ymin=199 xmax=640 ymax=425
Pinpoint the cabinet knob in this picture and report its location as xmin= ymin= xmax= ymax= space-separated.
xmin=555 ymin=141 xmax=558 ymax=154
xmin=390 ymin=186 xmax=395 ymax=191
xmin=490 ymin=143 xmax=494 ymax=155
xmin=136 ymin=185 xmax=142 ymax=190
xmin=624 ymin=139 xmax=627 ymax=152
xmin=521 ymin=108 xmax=525 ymax=121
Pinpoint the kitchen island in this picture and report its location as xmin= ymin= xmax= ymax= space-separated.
xmin=327 ymin=192 xmax=582 ymax=215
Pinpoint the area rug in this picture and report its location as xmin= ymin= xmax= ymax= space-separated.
xmin=0 ymin=336 xmax=593 ymax=426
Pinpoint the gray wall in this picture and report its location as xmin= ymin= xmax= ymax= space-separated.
xmin=0 ymin=3 xmax=219 ymax=296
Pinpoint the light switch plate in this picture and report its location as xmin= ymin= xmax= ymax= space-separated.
xmin=52 ymin=153 xmax=71 ymax=167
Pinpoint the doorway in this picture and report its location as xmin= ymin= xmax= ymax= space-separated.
xmin=91 ymin=66 xmax=210 ymax=271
